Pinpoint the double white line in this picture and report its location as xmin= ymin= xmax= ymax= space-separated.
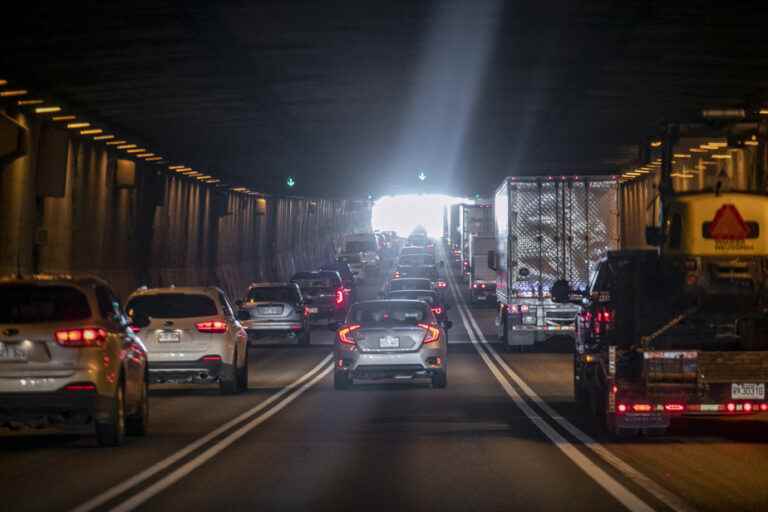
xmin=72 ymin=355 xmax=334 ymax=512
xmin=443 ymin=261 xmax=692 ymax=512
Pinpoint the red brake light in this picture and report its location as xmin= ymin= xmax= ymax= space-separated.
xmin=55 ymin=328 xmax=107 ymax=347
xmin=335 ymin=288 xmax=345 ymax=305
xmin=431 ymin=306 xmax=443 ymax=316
xmin=418 ymin=323 xmax=440 ymax=343
xmin=664 ymin=404 xmax=684 ymax=412
xmin=130 ymin=326 xmax=141 ymax=334
xmin=726 ymin=402 xmax=736 ymax=412
xmin=338 ymin=324 xmax=361 ymax=345
xmin=195 ymin=320 xmax=228 ymax=333
xmin=617 ymin=404 xmax=627 ymax=413
xmin=519 ymin=304 xmax=529 ymax=313
xmin=744 ymin=403 xmax=753 ymax=412
xmin=63 ymin=383 xmax=97 ymax=392
xmin=202 ymin=355 xmax=222 ymax=362
xmin=437 ymin=281 xmax=447 ymax=288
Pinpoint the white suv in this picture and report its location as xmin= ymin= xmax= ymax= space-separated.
xmin=125 ymin=287 xmax=248 ymax=394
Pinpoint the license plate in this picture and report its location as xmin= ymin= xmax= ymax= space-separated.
xmin=379 ymin=336 xmax=400 ymax=348
xmin=732 ymin=383 xmax=765 ymax=400
xmin=307 ymin=307 xmax=319 ymax=314
xmin=258 ymin=307 xmax=282 ymax=315
xmin=158 ymin=331 xmax=181 ymax=343
xmin=0 ymin=342 xmax=28 ymax=362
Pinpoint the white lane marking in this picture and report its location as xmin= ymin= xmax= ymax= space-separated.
xmin=443 ymin=265 xmax=655 ymax=512
xmin=109 ymin=363 xmax=334 ymax=512
xmin=460 ymin=306 xmax=694 ymax=512
xmin=71 ymin=354 xmax=333 ymax=512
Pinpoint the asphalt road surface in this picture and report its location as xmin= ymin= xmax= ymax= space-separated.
xmin=3 ymin=252 xmax=768 ymax=512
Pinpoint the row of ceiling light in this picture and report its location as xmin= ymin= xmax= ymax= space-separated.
xmin=0 ymin=80 xmax=262 ymax=195
xmin=620 ymin=136 xmax=759 ymax=182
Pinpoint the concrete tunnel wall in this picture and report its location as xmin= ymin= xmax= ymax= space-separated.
xmin=0 ymin=109 xmax=371 ymax=300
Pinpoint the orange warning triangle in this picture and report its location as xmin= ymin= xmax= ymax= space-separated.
xmin=708 ymin=204 xmax=749 ymax=240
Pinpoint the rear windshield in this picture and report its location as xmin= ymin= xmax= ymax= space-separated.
xmin=0 ymin=285 xmax=91 ymax=323
xmin=338 ymin=254 xmax=361 ymax=264
xmin=126 ymin=293 xmax=217 ymax=319
xmin=401 ymin=247 xmax=426 ymax=256
xmin=349 ymin=302 xmax=430 ymax=326
xmin=398 ymin=266 xmax=437 ymax=279
xmin=389 ymin=291 xmax=436 ymax=304
xmin=398 ymin=255 xmax=432 ymax=266
xmin=293 ymin=278 xmax=335 ymax=289
xmin=345 ymin=241 xmax=376 ymax=253
xmin=247 ymin=287 xmax=299 ymax=303
xmin=389 ymin=280 xmax=431 ymax=292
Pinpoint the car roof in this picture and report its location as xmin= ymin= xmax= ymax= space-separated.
xmin=0 ymin=273 xmax=112 ymax=290
xmin=248 ymin=282 xmax=296 ymax=288
xmin=352 ymin=299 xmax=430 ymax=307
xmin=389 ymin=289 xmax=436 ymax=295
xmin=127 ymin=286 xmax=224 ymax=298
xmin=390 ymin=277 xmax=431 ymax=282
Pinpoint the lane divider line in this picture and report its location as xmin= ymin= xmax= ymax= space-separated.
xmin=443 ymin=260 xmax=655 ymax=512
xmin=461 ymin=307 xmax=694 ymax=512
xmin=71 ymin=354 xmax=333 ymax=512
xmin=109 ymin=363 xmax=334 ymax=512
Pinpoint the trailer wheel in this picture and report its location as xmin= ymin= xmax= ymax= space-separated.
xmin=573 ymin=365 xmax=588 ymax=405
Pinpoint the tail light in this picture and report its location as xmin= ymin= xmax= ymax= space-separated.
xmin=63 ymin=383 xmax=97 ymax=392
xmin=617 ymin=404 xmax=627 ymax=413
xmin=431 ymin=306 xmax=443 ymax=316
xmin=393 ymin=271 xmax=401 ymax=278
xmin=472 ymin=283 xmax=478 ymax=289
xmin=335 ymin=288 xmax=345 ymax=305
xmin=202 ymin=355 xmax=222 ymax=362
xmin=632 ymin=404 xmax=652 ymax=412
xmin=436 ymin=281 xmax=447 ymax=288
xmin=519 ymin=304 xmax=529 ymax=313
xmin=726 ymin=402 xmax=736 ymax=412
xmin=664 ymin=404 xmax=684 ymax=412
xmin=130 ymin=325 xmax=141 ymax=334
xmin=55 ymin=328 xmax=107 ymax=347
xmin=463 ymin=260 xmax=469 ymax=267
xmin=196 ymin=320 xmax=228 ymax=333
xmin=592 ymin=307 xmax=614 ymax=335
xmin=418 ymin=323 xmax=440 ymax=343
xmin=338 ymin=324 xmax=361 ymax=345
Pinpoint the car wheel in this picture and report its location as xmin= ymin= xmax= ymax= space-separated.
xmin=431 ymin=371 xmax=447 ymax=389
xmin=237 ymin=349 xmax=249 ymax=390
xmin=334 ymin=371 xmax=351 ymax=390
xmin=126 ymin=376 xmax=149 ymax=436
xmin=96 ymin=382 xmax=127 ymax=446
xmin=220 ymin=356 xmax=240 ymax=395
xmin=299 ymin=329 xmax=311 ymax=346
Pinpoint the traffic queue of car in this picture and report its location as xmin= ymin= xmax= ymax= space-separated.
xmin=0 ymin=228 xmax=448 ymax=446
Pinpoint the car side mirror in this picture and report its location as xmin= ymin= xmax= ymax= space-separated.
xmin=132 ymin=312 xmax=151 ymax=328
xmin=236 ymin=310 xmax=250 ymax=321
xmin=550 ymin=279 xmax=571 ymax=303
xmin=645 ymin=226 xmax=665 ymax=247
xmin=487 ymin=250 xmax=497 ymax=271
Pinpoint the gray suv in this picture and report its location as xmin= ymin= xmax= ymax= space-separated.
xmin=333 ymin=300 xmax=449 ymax=390
xmin=237 ymin=283 xmax=310 ymax=345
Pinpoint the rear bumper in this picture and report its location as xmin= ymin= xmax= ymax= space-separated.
xmin=306 ymin=306 xmax=346 ymax=321
xmin=148 ymin=357 xmax=225 ymax=384
xmin=0 ymin=391 xmax=111 ymax=426
xmin=336 ymin=344 xmax=446 ymax=380
xmin=245 ymin=322 xmax=304 ymax=337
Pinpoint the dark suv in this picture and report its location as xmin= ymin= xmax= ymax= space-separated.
xmin=320 ymin=262 xmax=357 ymax=303
xmin=236 ymin=282 xmax=310 ymax=345
xmin=290 ymin=271 xmax=348 ymax=324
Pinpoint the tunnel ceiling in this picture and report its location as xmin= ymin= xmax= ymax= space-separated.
xmin=3 ymin=1 xmax=768 ymax=197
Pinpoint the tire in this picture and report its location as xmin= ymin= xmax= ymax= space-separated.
xmin=95 ymin=382 xmax=127 ymax=446
xmin=496 ymin=308 xmax=508 ymax=343
xmin=573 ymin=364 xmax=588 ymax=406
xmin=334 ymin=371 xmax=351 ymax=390
xmin=237 ymin=349 xmax=249 ymax=391
xmin=220 ymin=357 xmax=240 ymax=395
xmin=126 ymin=377 xmax=149 ymax=437
xmin=299 ymin=328 xmax=311 ymax=346
xmin=431 ymin=371 xmax=447 ymax=389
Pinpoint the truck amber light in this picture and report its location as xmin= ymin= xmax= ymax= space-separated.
xmin=195 ymin=321 xmax=228 ymax=333
xmin=632 ymin=404 xmax=652 ymax=412
xmin=418 ymin=323 xmax=440 ymax=343
xmin=664 ymin=404 xmax=684 ymax=412
xmin=55 ymin=328 xmax=107 ymax=347
xmin=338 ymin=324 xmax=361 ymax=344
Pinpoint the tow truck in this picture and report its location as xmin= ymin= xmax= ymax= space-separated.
xmin=556 ymin=112 xmax=768 ymax=436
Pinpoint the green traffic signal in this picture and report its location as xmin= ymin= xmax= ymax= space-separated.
xmin=286 ymin=176 xmax=296 ymax=188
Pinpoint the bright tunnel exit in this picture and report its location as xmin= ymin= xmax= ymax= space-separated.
xmin=371 ymin=194 xmax=468 ymax=238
